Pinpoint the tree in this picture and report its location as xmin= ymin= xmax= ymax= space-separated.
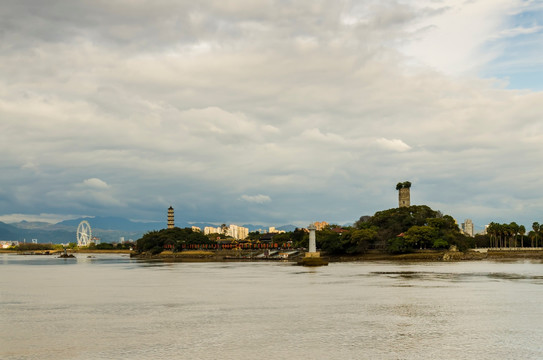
xmin=509 ymin=222 xmax=519 ymax=248
xmin=404 ymin=226 xmax=438 ymax=249
xmin=519 ymin=225 xmax=526 ymax=248
xmin=532 ymin=222 xmax=540 ymax=248
xmin=136 ymin=227 xmax=211 ymax=253
xmin=348 ymin=228 xmax=377 ymax=254
xmin=395 ymin=181 xmax=412 ymax=190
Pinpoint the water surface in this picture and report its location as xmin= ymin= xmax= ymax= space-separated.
xmin=1 ymin=254 xmax=542 ymax=359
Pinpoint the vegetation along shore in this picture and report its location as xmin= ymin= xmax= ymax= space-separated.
xmin=5 ymin=204 xmax=543 ymax=262
xmin=128 ymin=204 xmax=543 ymax=262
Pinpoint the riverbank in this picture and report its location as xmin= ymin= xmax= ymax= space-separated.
xmin=4 ymin=248 xmax=543 ymax=261
xmin=130 ymin=249 xmax=543 ymax=262
xmin=0 ymin=249 xmax=132 ymax=255
xmin=329 ymin=249 xmax=543 ymax=262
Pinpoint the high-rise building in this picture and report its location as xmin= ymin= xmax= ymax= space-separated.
xmin=226 ymin=224 xmax=249 ymax=240
xmin=462 ymin=219 xmax=474 ymax=237
xmin=167 ymin=206 xmax=174 ymax=229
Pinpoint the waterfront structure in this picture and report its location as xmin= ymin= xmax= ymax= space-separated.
xmin=396 ymin=181 xmax=411 ymax=208
xmin=168 ymin=206 xmax=174 ymax=229
xmin=298 ymin=223 xmax=328 ymax=266
xmin=462 ymin=219 xmax=474 ymax=237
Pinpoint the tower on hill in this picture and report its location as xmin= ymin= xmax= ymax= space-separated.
xmin=396 ymin=181 xmax=411 ymax=208
xmin=168 ymin=206 xmax=174 ymax=229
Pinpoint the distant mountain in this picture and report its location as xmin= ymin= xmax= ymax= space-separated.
xmin=56 ymin=216 xmax=162 ymax=232
xmin=1 ymin=221 xmax=73 ymax=243
xmin=11 ymin=221 xmax=54 ymax=230
xmin=0 ymin=221 xmax=20 ymax=240
xmin=277 ymin=225 xmax=297 ymax=232
xmin=5 ymin=216 xmax=162 ymax=244
xmin=3 ymin=216 xmax=304 ymax=244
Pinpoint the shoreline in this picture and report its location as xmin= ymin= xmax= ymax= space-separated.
xmin=130 ymin=249 xmax=543 ymax=262
xmin=3 ymin=249 xmax=542 ymax=262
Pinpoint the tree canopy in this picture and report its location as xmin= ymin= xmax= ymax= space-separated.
xmin=396 ymin=181 xmax=412 ymax=190
xmin=136 ymin=227 xmax=211 ymax=254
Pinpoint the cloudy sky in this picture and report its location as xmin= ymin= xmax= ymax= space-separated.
xmin=1 ymin=0 xmax=543 ymax=229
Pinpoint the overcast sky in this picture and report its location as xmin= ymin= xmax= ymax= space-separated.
xmin=1 ymin=0 xmax=543 ymax=229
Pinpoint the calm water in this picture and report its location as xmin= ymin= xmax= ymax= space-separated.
xmin=1 ymin=254 xmax=543 ymax=360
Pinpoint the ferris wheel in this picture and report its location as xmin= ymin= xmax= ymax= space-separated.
xmin=77 ymin=220 xmax=92 ymax=247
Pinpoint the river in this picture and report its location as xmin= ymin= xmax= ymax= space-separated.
xmin=1 ymin=254 xmax=542 ymax=359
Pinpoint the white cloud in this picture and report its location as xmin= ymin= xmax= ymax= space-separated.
xmin=82 ymin=178 xmax=109 ymax=189
xmin=240 ymin=194 xmax=272 ymax=204
xmin=400 ymin=0 xmax=525 ymax=75
xmin=0 ymin=213 xmax=81 ymax=224
xmin=375 ymin=138 xmax=411 ymax=152
xmin=0 ymin=1 xmax=543 ymax=227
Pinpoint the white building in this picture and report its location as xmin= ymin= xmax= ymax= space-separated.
xmin=203 ymin=224 xmax=249 ymax=239
xmin=226 ymin=224 xmax=249 ymax=240
xmin=462 ymin=219 xmax=474 ymax=237
xmin=204 ymin=226 xmax=223 ymax=235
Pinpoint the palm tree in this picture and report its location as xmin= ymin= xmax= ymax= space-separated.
xmin=519 ymin=225 xmax=526 ymax=248
xmin=509 ymin=222 xmax=519 ymax=248
xmin=487 ymin=222 xmax=498 ymax=248
xmin=532 ymin=222 xmax=540 ymax=248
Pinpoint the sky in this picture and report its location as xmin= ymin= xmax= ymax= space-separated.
xmin=1 ymin=0 xmax=543 ymax=229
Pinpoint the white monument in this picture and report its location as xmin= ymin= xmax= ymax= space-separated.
xmin=299 ymin=223 xmax=327 ymax=265
xmin=308 ymin=224 xmax=317 ymax=254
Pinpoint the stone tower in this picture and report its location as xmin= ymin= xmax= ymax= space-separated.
xmin=167 ymin=206 xmax=174 ymax=229
xmin=396 ymin=181 xmax=411 ymax=208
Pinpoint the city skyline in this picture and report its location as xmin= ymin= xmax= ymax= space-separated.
xmin=1 ymin=1 xmax=543 ymax=229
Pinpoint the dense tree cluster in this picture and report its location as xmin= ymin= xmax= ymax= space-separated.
xmin=289 ymin=205 xmax=469 ymax=255
xmin=136 ymin=227 xmax=211 ymax=254
xmin=484 ymin=222 xmax=537 ymax=248
xmin=353 ymin=205 xmax=470 ymax=253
